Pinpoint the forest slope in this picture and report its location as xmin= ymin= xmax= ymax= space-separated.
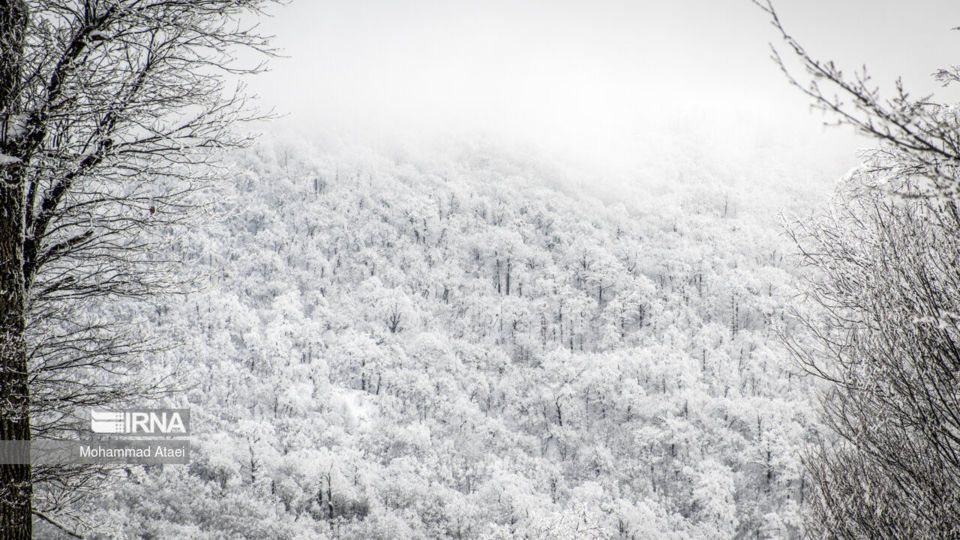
xmin=90 ymin=142 xmax=819 ymax=539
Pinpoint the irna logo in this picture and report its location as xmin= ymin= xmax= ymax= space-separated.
xmin=90 ymin=409 xmax=190 ymax=435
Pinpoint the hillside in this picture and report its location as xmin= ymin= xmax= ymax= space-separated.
xmin=85 ymin=142 xmax=819 ymax=539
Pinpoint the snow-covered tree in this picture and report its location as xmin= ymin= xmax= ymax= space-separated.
xmin=761 ymin=0 xmax=960 ymax=535
xmin=0 ymin=1 xmax=278 ymax=535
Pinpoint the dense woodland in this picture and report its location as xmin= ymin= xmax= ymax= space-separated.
xmin=62 ymin=141 xmax=833 ymax=538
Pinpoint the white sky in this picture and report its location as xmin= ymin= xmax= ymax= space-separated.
xmin=241 ymin=0 xmax=960 ymax=180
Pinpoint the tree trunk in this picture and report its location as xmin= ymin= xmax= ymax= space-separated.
xmin=505 ymin=258 xmax=510 ymax=296
xmin=0 ymin=1 xmax=32 ymax=537
xmin=0 ymin=167 xmax=31 ymax=538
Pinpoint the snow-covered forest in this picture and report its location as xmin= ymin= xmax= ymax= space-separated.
xmin=65 ymin=139 xmax=829 ymax=538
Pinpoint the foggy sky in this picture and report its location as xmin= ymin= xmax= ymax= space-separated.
xmin=242 ymin=0 xmax=960 ymax=178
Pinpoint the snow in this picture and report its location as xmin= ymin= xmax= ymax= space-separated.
xmin=0 ymin=154 xmax=21 ymax=165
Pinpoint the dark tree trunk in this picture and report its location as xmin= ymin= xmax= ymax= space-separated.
xmin=0 ymin=180 xmax=31 ymax=536
xmin=0 ymin=1 xmax=32 ymax=537
xmin=505 ymin=258 xmax=510 ymax=296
